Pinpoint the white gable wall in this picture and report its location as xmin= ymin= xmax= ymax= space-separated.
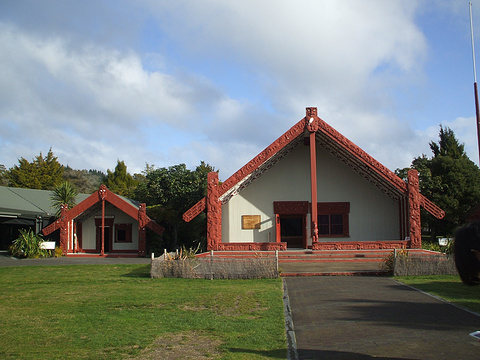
xmin=79 ymin=203 xmax=139 ymax=251
xmin=221 ymin=144 xmax=400 ymax=245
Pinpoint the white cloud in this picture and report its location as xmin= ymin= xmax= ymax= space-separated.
xmin=0 ymin=22 xmax=226 ymax=173
xmin=1 ymin=0 xmax=463 ymax=183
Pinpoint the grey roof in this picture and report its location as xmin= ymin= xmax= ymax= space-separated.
xmin=0 ymin=186 xmax=90 ymax=219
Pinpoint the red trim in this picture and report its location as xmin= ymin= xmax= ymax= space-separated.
xmin=274 ymin=201 xmax=309 ymax=248
xmin=312 ymin=240 xmax=408 ymax=250
xmin=42 ymin=185 xmax=164 ymax=257
xmin=43 ymin=185 xmax=164 ymax=236
xmin=309 ymin=126 xmax=318 ymax=243
xmin=275 ymin=214 xmax=280 ymax=243
xmin=182 ymin=107 xmax=422 ymax=222
xmin=181 ymin=107 xmax=445 ymax=253
xmin=101 ymin=196 xmax=105 ymax=255
xmin=115 ymin=223 xmax=132 ymax=243
xmin=316 ymin=202 xmax=350 ymax=238
xmin=408 ymin=169 xmax=421 ymax=248
xmin=212 ymin=242 xmax=287 ymax=251
xmin=183 ymin=117 xmax=306 ymax=222
xmin=209 ymin=240 xmax=407 ymax=251
xmin=138 ymin=203 xmax=147 ymax=256
xmin=76 ymin=221 xmax=83 ymax=253
xmin=273 ymin=201 xmax=309 ymax=214
xmin=420 ymin=194 xmax=445 ymax=219
xmin=206 ymin=172 xmax=222 ymax=250
xmin=183 ymin=198 xmax=206 ymax=222
xmin=95 ymin=217 xmax=113 ymax=253
xmin=317 ymin=202 xmax=350 ymax=214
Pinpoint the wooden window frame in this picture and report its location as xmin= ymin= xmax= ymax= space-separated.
xmin=115 ymin=223 xmax=133 ymax=243
xmin=317 ymin=202 xmax=350 ymax=237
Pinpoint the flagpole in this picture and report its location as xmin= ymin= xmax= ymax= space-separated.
xmin=469 ymin=2 xmax=480 ymax=166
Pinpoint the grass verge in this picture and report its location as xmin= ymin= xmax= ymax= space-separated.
xmin=0 ymin=264 xmax=286 ymax=359
xmin=395 ymin=275 xmax=480 ymax=314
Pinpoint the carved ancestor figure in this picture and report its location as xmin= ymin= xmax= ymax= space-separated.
xmin=207 ymin=172 xmax=221 ymax=250
xmin=408 ymin=169 xmax=421 ymax=248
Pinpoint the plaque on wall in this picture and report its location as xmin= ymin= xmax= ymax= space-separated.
xmin=242 ymin=215 xmax=261 ymax=229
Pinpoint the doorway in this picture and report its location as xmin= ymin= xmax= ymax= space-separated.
xmin=95 ymin=217 xmax=114 ymax=253
xmin=273 ymin=201 xmax=309 ymax=249
xmin=279 ymin=215 xmax=306 ymax=248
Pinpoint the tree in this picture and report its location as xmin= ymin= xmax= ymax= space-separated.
xmin=134 ymin=162 xmax=216 ymax=251
xmin=63 ymin=167 xmax=105 ymax=194
xmin=7 ymin=148 xmax=64 ymax=190
xmin=51 ymin=181 xmax=78 ymax=218
xmin=396 ymin=126 xmax=480 ymax=238
xmin=103 ymin=160 xmax=138 ymax=197
xmin=0 ymin=164 xmax=7 ymax=186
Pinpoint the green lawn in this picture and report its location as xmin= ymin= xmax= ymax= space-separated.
xmin=395 ymin=275 xmax=480 ymax=314
xmin=0 ymin=264 xmax=286 ymax=359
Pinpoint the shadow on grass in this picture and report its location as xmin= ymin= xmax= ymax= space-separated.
xmin=122 ymin=264 xmax=151 ymax=278
xmin=227 ymin=348 xmax=286 ymax=359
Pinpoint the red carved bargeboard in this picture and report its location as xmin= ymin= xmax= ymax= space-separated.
xmin=182 ymin=107 xmax=446 ymax=253
xmin=212 ymin=242 xmax=287 ymax=251
xmin=312 ymin=240 xmax=409 ymax=250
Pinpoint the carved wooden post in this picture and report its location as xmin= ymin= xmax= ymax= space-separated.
xmin=306 ymin=107 xmax=319 ymax=244
xmin=207 ymin=172 xmax=221 ymax=250
xmin=408 ymin=169 xmax=421 ymax=249
xmin=99 ymin=185 xmax=107 ymax=255
xmin=138 ymin=203 xmax=147 ymax=256
xmin=59 ymin=204 xmax=69 ymax=255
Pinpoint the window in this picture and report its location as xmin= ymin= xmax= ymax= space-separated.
xmin=115 ymin=223 xmax=132 ymax=243
xmin=317 ymin=202 xmax=349 ymax=237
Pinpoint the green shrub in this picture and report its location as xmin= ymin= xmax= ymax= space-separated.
xmin=9 ymin=228 xmax=48 ymax=258
xmin=54 ymin=246 xmax=64 ymax=258
xmin=422 ymin=238 xmax=453 ymax=254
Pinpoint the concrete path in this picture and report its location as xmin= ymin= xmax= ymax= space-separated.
xmin=285 ymin=276 xmax=480 ymax=360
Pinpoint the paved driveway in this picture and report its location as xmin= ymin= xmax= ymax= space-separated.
xmin=285 ymin=276 xmax=480 ymax=360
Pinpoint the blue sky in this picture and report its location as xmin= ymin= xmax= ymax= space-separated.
xmin=1 ymin=1 xmax=480 ymax=180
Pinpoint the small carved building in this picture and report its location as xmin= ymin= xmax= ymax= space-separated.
xmin=43 ymin=185 xmax=163 ymax=256
xmin=183 ymin=107 xmax=444 ymax=251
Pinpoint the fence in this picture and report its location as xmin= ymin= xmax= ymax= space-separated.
xmin=150 ymin=253 xmax=279 ymax=279
xmin=392 ymin=250 xmax=458 ymax=276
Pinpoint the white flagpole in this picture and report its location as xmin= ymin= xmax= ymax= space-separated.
xmin=469 ymin=2 xmax=480 ymax=166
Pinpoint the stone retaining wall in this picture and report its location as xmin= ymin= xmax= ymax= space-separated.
xmin=150 ymin=257 xmax=279 ymax=279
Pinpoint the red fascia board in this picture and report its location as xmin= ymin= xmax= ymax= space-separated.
xmin=65 ymin=191 xmax=103 ymax=221
xmin=218 ymin=118 xmax=306 ymax=196
xmin=103 ymin=191 xmax=139 ymax=221
xmin=43 ymin=187 xmax=164 ymax=235
xmin=421 ymin=194 xmax=445 ymax=219
xmin=146 ymin=220 xmax=165 ymax=235
xmin=316 ymin=117 xmax=407 ymax=193
xmin=182 ymin=111 xmax=443 ymax=222
xmin=183 ymin=118 xmax=306 ymax=222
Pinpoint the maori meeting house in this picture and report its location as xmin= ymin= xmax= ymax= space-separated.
xmin=183 ymin=107 xmax=445 ymax=252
